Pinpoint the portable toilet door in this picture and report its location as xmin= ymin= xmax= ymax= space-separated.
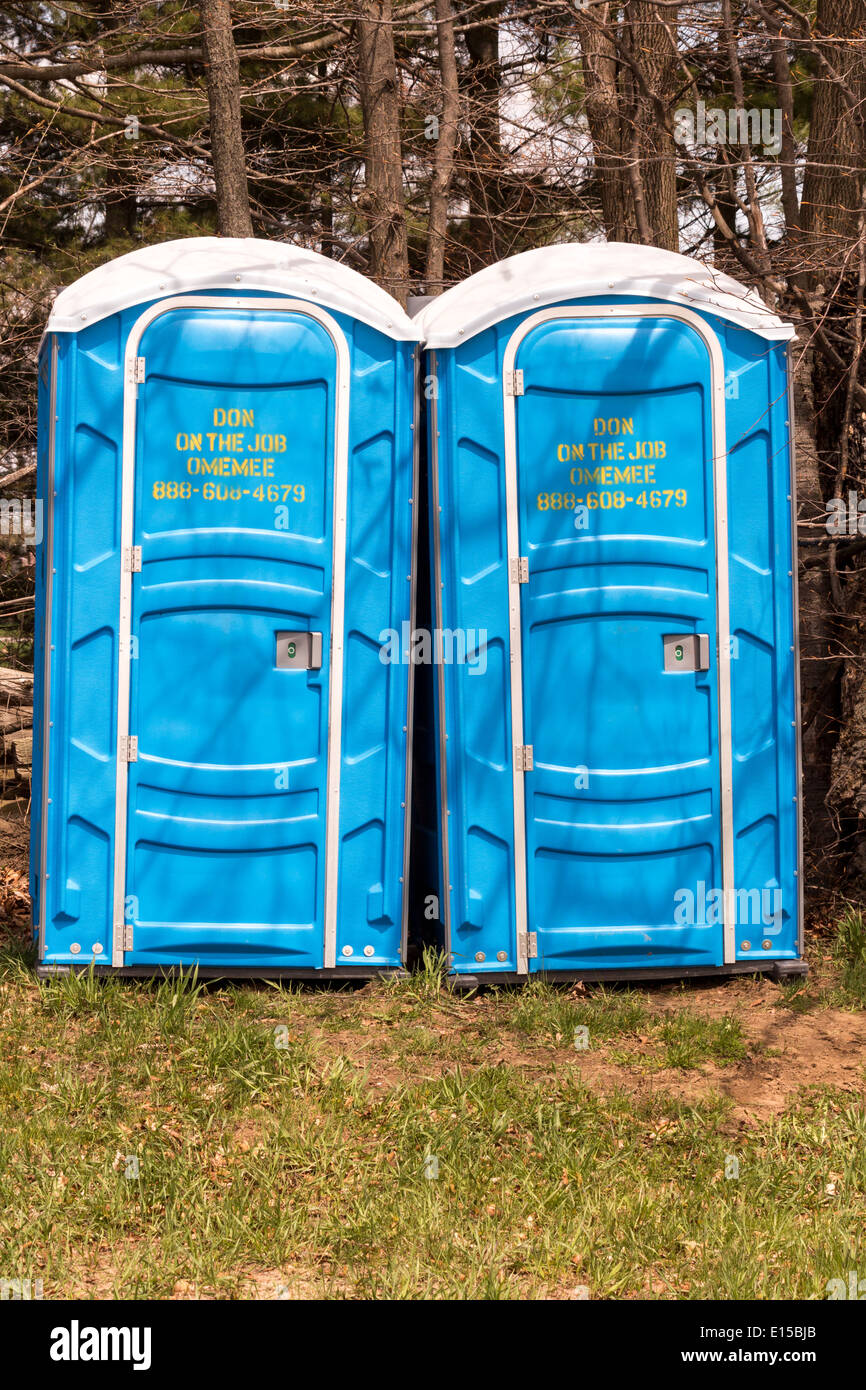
xmin=33 ymin=237 xmax=419 ymax=977
xmin=418 ymin=243 xmax=804 ymax=984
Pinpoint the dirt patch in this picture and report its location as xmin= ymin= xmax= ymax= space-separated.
xmin=678 ymin=999 xmax=866 ymax=1120
xmin=229 ymin=1110 xmax=278 ymax=1153
xmin=239 ymin=1264 xmax=351 ymax=1300
xmin=603 ymin=974 xmax=866 ymax=1115
xmin=284 ymin=981 xmax=866 ymax=1125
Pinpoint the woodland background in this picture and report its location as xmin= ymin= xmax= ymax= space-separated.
xmin=0 ymin=0 xmax=864 ymax=913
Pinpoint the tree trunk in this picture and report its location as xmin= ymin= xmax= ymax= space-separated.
xmin=425 ymin=0 xmax=459 ymax=293
xmin=802 ymin=0 xmax=866 ymax=883
xmin=463 ymin=8 xmax=504 ymax=268
xmin=624 ymin=2 xmax=680 ymax=250
xmin=357 ymin=0 xmax=409 ymax=305
xmin=577 ymin=6 xmax=635 ymax=243
xmin=800 ymin=0 xmax=866 ymax=274
xmin=794 ymin=361 xmax=839 ymax=866
xmin=200 ymin=0 xmax=253 ymax=237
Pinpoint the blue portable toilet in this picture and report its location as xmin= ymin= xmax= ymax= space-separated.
xmin=418 ymin=243 xmax=804 ymax=984
xmin=33 ymin=237 xmax=419 ymax=976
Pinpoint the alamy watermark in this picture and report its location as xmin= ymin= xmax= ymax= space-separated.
xmin=378 ymin=622 xmax=487 ymax=675
xmin=674 ymin=101 xmax=782 ymax=157
xmin=0 ymin=497 xmax=42 ymax=544
xmin=826 ymin=491 xmax=866 ymax=536
xmin=826 ymin=1271 xmax=866 ymax=1299
xmin=1 ymin=1277 xmax=43 ymax=1299
xmin=674 ymin=882 xmax=782 ymax=927
xmin=49 ymin=1321 xmax=151 ymax=1370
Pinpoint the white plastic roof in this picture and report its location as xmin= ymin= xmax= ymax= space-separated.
xmin=417 ymin=242 xmax=794 ymax=345
xmin=45 ymin=236 xmax=419 ymax=341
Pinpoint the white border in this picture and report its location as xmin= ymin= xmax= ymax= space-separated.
xmin=400 ymin=346 xmax=422 ymax=962
xmin=429 ymin=351 xmax=453 ymax=956
xmin=502 ymin=304 xmax=736 ymax=969
xmin=37 ymin=336 xmax=58 ymax=961
xmin=112 ymin=295 xmax=350 ymax=969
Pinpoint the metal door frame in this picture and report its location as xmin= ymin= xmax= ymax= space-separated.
xmin=112 ymin=295 xmax=351 ymax=968
xmin=502 ymin=304 xmax=735 ymax=971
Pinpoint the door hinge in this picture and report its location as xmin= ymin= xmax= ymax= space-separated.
xmin=133 ymin=356 xmax=145 ymax=384
xmin=522 ymin=931 xmax=538 ymax=959
xmin=119 ymin=734 xmax=138 ymax=762
xmin=123 ymin=924 xmax=134 ymax=951
xmin=124 ymin=545 xmax=142 ymax=573
xmin=505 ymin=368 xmax=524 ymax=396
xmin=515 ymin=744 xmax=534 ymax=772
xmin=511 ymin=556 xmax=529 ymax=584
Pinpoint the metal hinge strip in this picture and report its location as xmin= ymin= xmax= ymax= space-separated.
xmin=119 ymin=734 xmax=138 ymax=762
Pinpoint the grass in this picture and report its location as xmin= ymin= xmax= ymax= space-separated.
xmin=832 ymin=908 xmax=866 ymax=1007
xmin=0 ymin=949 xmax=864 ymax=1299
xmin=511 ymin=981 xmax=650 ymax=1045
xmin=510 ymin=979 xmax=747 ymax=1070
xmin=653 ymin=1012 xmax=747 ymax=1070
xmin=779 ymin=905 xmax=866 ymax=1012
xmin=778 ymin=976 xmax=817 ymax=1013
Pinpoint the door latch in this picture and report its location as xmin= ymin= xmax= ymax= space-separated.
xmin=275 ymin=631 xmax=323 ymax=669
xmin=663 ymin=633 xmax=710 ymax=672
